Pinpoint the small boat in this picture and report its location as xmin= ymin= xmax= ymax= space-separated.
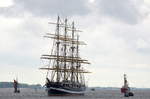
xmin=13 ymin=79 xmax=20 ymax=93
xmin=121 ymin=74 xmax=134 ymax=97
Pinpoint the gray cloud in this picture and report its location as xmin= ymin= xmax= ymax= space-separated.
xmin=0 ymin=0 xmax=90 ymax=17
xmin=95 ymin=0 xmax=142 ymax=24
xmin=0 ymin=0 xmax=146 ymax=25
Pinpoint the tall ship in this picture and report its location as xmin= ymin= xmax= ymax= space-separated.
xmin=40 ymin=16 xmax=90 ymax=96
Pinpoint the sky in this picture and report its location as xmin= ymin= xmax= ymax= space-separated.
xmin=0 ymin=0 xmax=150 ymax=88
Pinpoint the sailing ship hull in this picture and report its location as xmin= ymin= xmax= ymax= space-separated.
xmin=46 ymin=82 xmax=86 ymax=96
xmin=47 ymin=87 xmax=85 ymax=96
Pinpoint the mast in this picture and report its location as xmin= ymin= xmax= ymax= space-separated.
xmin=56 ymin=16 xmax=60 ymax=82
xmin=64 ymin=18 xmax=67 ymax=81
xmin=71 ymin=22 xmax=75 ymax=82
xmin=76 ymin=34 xmax=79 ymax=82
xmin=124 ymin=74 xmax=128 ymax=88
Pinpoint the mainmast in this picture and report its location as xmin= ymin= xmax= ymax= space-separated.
xmin=64 ymin=18 xmax=67 ymax=81
xmin=71 ymin=22 xmax=75 ymax=82
xmin=56 ymin=16 xmax=60 ymax=82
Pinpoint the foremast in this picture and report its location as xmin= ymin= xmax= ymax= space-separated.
xmin=40 ymin=16 xmax=90 ymax=84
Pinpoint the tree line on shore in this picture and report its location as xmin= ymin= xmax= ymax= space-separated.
xmin=0 ymin=82 xmax=42 ymax=88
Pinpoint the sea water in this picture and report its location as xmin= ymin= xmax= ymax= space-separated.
xmin=0 ymin=88 xmax=150 ymax=99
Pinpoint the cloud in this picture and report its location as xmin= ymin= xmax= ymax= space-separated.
xmin=94 ymin=0 xmax=147 ymax=24
xmin=0 ymin=0 xmax=149 ymax=25
xmin=0 ymin=16 xmax=49 ymax=67
xmin=0 ymin=0 xmax=90 ymax=17
xmin=75 ymin=14 xmax=150 ymax=71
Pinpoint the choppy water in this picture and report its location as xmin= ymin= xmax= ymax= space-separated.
xmin=0 ymin=88 xmax=150 ymax=99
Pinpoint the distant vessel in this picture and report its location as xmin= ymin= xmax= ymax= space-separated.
xmin=13 ymin=79 xmax=20 ymax=93
xmin=121 ymin=74 xmax=134 ymax=97
xmin=40 ymin=16 xmax=90 ymax=96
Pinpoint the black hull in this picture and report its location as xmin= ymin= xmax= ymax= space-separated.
xmin=47 ymin=88 xmax=85 ymax=96
xmin=46 ymin=81 xmax=86 ymax=96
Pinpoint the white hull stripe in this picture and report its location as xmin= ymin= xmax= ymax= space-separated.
xmin=48 ymin=87 xmax=85 ymax=94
